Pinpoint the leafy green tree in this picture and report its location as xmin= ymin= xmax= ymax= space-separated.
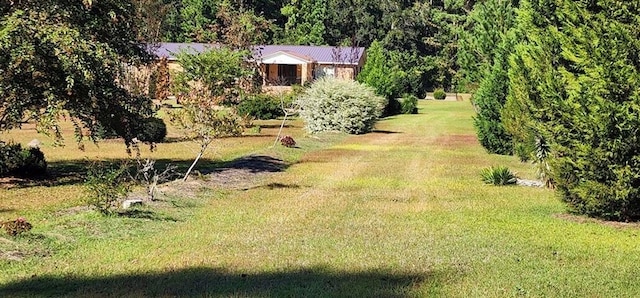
xmin=179 ymin=0 xmax=220 ymax=42
xmin=504 ymin=0 xmax=640 ymax=221
xmin=173 ymin=47 xmax=252 ymax=102
xmin=281 ymin=0 xmax=327 ymax=45
xmin=170 ymin=48 xmax=249 ymax=180
xmin=357 ymin=41 xmax=393 ymax=97
xmin=0 ymin=0 xmax=154 ymax=147
xmin=325 ymin=0 xmax=384 ymax=46
xmin=132 ymin=0 xmax=174 ymax=42
xmin=215 ymin=1 xmax=273 ymax=50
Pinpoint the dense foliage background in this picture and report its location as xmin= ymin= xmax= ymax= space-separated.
xmin=133 ymin=0 xmax=478 ymax=97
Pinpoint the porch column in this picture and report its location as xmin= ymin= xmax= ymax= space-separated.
xmin=301 ymin=63 xmax=308 ymax=85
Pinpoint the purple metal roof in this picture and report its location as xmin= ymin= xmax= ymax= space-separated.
xmin=150 ymin=43 xmax=219 ymax=60
xmin=256 ymin=45 xmax=365 ymax=65
xmin=151 ymin=43 xmax=365 ymax=65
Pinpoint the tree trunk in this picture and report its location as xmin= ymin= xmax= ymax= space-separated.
xmin=183 ymin=143 xmax=208 ymax=181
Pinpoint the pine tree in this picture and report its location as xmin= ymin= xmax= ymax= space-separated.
xmin=458 ymin=0 xmax=517 ymax=91
xmin=463 ymin=0 xmax=518 ymax=155
xmin=472 ymin=37 xmax=514 ymax=155
xmin=505 ymin=0 xmax=640 ymax=221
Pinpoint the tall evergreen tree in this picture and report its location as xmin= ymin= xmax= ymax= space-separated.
xmin=504 ymin=0 xmax=640 ymax=221
xmin=464 ymin=0 xmax=518 ymax=155
xmin=357 ymin=40 xmax=393 ymax=98
xmin=473 ymin=37 xmax=514 ymax=155
xmin=458 ymin=0 xmax=517 ymax=91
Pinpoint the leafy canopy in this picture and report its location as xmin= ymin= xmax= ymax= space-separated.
xmin=0 ymin=0 xmax=153 ymax=146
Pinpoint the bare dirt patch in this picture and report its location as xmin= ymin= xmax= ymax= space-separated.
xmin=157 ymin=155 xmax=288 ymax=197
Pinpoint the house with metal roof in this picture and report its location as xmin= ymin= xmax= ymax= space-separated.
xmin=151 ymin=43 xmax=366 ymax=90
xmin=257 ymin=45 xmax=366 ymax=89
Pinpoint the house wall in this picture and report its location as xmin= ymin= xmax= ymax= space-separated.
xmin=336 ymin=66 xmax=355 ymax=80
xmin=167 ymin=61 xmax=183 ymax=72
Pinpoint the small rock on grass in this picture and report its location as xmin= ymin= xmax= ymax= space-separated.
xmin=122 ymin=199 xmax=144 ymax=209
xmin=516 ymin=179 xmax=544 ymax=188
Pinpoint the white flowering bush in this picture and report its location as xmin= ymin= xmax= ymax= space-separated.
xmin=296 ymin=77 xmax=386 ymax=134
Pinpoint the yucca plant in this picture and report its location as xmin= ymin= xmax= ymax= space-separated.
xmin=533 ymin=136 xmax=554 ymax=188
xmin=480 ymin=166 xmax=517 ymax=186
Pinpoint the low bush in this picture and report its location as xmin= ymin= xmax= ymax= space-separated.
xmin=433 ymin=89 xmax=446 ymax=100
xmin=383 ymin=98 xmax=402 ymax=117
xmin=84 ymin=162 xmax=132 ymax=215
xmin=1 ymin=217 xmax=33 ymax=236
xmin=280 ymin=135 xmax=296 ymax=148
xmin=0 ymin=142 xmax=47 ymax=177
xmin=296 ymin=77 xmax=386 ymax=134
xmin=399 ymin=94 xmax=419 ymax=114
xmin=480 ymin=166 xmax=517 ymax=186
xmin=135 ymin=117 xmax=167 ymax=143
xmin=236 ymin=94 xmax=284 ymax=120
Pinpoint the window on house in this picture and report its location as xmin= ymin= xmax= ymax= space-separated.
xmin=278 ymin=64 xmax=298 ymax=85
xmin=315 ymin=66 xmax=335 ymax=79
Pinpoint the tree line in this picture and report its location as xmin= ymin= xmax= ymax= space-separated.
xmin=135 ymin=0 xmax=477 ymax=97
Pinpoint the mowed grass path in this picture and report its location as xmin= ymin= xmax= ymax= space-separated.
xmin=2 ymin=101 xmax=640 ymax=297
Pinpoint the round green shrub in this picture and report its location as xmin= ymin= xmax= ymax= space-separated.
xmin=236 ymin=94 xmax=284 ymax=120
xmin=19 ymin=148 xmax=47 ymax=176
xmin=296 ymin=78 xmax=387 ymax=134
xmin=399 ymin=94 xmax=419 ymax=114
xmin=383 ymin=98 xmax=402 ymax=117
xmin=135 ymin=117 xmax=167 ymax=143
xmin=433 ymin=89 xmax=447 ymax=100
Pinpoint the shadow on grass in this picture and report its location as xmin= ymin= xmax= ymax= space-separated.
xmin=207 ymin=155 xmax=288 ymax=175
xmin=0 ymin=266 xmax=441 ymax=297
xmin=371 ymin=130 xmax=402 ymax=134
xmin=242 ymin=182 xmax=303 ymax=191
xmin=116 ymin=209 xmax=180 ymax=222
xmin=2 ymin=155 xmax=290 ymax=189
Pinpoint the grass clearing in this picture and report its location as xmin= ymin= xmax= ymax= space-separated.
xmin=2 ymin=101 xmax=640 ymax=297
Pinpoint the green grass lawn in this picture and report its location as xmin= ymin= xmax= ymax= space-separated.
xmin=2 ymin=101 xmax=640 ymax=297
